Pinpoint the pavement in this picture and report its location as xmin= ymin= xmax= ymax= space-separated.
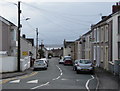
xmin=95 ymin=67 xmax=120 ymax=90
xmin=0 ymin=68 xmax=33 ymax=79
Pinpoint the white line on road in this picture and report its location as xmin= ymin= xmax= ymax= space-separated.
xmin=85 ymin=75 xmax=95 ymax=91
xmin=31 ymin=82 xmax=50 ymax=89
xmin=95 ymin=74 xmax=100 ymax=91
xmin=27 ymin=80 xmax=38 ymax=84
xmin=52 ymin=65 xmax=63 ymax=81
xmin=9 ymin=79 xmax=20 ymax=83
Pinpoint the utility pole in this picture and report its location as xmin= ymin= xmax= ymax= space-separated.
xmin=40 ymin=40 xmax=43 ymax=59
xmin=17 ymin=1 xmax=21 ymax=72
xmin=36 ymin=28 xmax=38 ymax=59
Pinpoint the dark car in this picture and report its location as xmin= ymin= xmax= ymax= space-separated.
xmin=63 ymin=56 xmax=73 ymax=65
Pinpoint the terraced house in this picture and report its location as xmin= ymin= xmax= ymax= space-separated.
xmin=91 ymin=3 xmax=120 ymax=72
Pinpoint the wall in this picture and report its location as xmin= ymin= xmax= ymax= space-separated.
xmin=0 ymin=55 xmax=31 ymax=73
xmin=21 ymin=37 xmax=32 ymax=59
xmin=63 ymin=47 xmax=71 ymax=57
xmin=0 ymin=55 xmax=17 ymax=73
xmin=20 ymin=56 xmax=30 ymax=71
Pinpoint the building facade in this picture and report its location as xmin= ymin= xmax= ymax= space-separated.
xmin=0 ymin=16 xmax=18 ymax=56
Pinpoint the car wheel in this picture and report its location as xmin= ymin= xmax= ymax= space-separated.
xmin=33 ymin=68 xmax=36 ymax=71
xmin=90 ymin=70 xmax=94 ymax=74
xmin=76 ymin=70 xmax=79 ymax=74
xmin=75 ymin=67 xmax=77 ymax=71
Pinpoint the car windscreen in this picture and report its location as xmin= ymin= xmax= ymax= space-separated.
xmin=79 ymin=60 xmax=91 ymax=64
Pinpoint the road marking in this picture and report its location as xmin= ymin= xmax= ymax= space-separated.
xmin=31 ymin=82 xmax=50 ymax=89
xmin=52 ymin=65 xmax=63 ymax=81
xmin=19 ymin=72 xmax=38 ymax=79
xmin=95 ymin=74 xmax=100 ymax=91
xmin=86 ymin=75 xmax=94 ymax=91
xmin=76 ymin=79 xmax=80 ymax=82
xmin=1 ymin=72 xmax=38 ymax=85
xmin=27 ymin=80 xmax=38 ymax=84
xmin=9 ymin=79 xmax=20 ymax=83
xmin=61 ymin=78 xmax=68 ymax=81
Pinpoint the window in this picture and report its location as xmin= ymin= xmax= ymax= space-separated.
xmin=97 ymin=28 xmax=99 ymax=42
xmin=94 ymin=29 xmax=97 ymax=42
xmin=105 ymin=25 xmax=108 ymax=42
xmin=118 ymin=16 xmax=120 ymax=34
xmin=118 ymin=42 xmax=120 ymax=59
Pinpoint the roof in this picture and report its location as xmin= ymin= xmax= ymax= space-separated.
xmin=91 ymin=14 xmax=112 ymax=29
xmin=0 ymin=16 xmax=17 ymax=27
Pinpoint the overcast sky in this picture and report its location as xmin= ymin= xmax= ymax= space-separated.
xmin=0 ymin=0 xmax=117 ymax=46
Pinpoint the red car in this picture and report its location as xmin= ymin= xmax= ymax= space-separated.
xmin=63 ymin=56 xmax=73 ymax=65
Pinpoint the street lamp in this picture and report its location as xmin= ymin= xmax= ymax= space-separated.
xmin=20 ymin=17 xmax=31 ymax=21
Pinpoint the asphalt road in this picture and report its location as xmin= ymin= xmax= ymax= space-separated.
xmin=2 ymin=58 xmax=98 ymax=90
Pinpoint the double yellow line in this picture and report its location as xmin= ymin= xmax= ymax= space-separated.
xmin=0 ymin=72 xmax=38 ymax=85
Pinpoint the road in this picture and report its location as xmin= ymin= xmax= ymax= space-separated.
xmin=2 ymin=58 xmax=98 ymax=90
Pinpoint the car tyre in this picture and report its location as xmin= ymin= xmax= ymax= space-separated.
xmin=76 ymin=70 xmax=79 ymax=74
xmin=90 ymin=70 xmax=94 ymax=75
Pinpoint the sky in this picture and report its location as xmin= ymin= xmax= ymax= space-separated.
xmin=0 ymin=0 xmax=117 ymax=47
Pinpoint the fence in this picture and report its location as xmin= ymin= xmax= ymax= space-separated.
xmin=0 ymin=55 xmax=31 ymax=73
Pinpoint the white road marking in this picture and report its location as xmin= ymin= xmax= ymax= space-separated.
xmin=76 ymin=79 xmax=80 ymax=82
xmin=27 ymin=80 xmax=38 ymax=84
xmin=95 ymin=74 xmax=100 ymax=91
xmin=61 ymin=78 xmax=68 ymax=81
xmin=31 ymin=82 xmax=50 ymax=89
xmin=52 ymin=65 xmax=63 ymax=81
xmin=9 ymin=79 xmax=20 ymax=83
xmin=85 ymin=75 xmax=94 ymax=91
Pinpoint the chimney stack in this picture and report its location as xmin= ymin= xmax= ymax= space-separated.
xmin=101 ymin=16 xmax=107 ymax=20
xmin=112 ymin=2 xmax=120 ymax=14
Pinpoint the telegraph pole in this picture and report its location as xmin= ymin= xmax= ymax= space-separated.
xmin=36 ymin=28 xmax=38 ymax=59
xmin=17 ymin=1 xmax=21 ymax=72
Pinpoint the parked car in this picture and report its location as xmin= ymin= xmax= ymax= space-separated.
xmin=59 ymin=57 xmax=64 ymax=64
xmin=73 ymin=59 xmax=80 ymax=71
xmin=75 ymin=59 xmax=94 ymax=74
xmin=33 ymin=59 xmax=48 ymax=70
xmin=63 ymin=56 xmax=73 ymax=65
xmin=41 ymin=58 xmax=49 ymax=67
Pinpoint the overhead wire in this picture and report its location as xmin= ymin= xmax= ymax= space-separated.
xmin=21 ymin=2 xmax=99 ymax=24
xmin=21 ymin=2 xmax=90 ymax=35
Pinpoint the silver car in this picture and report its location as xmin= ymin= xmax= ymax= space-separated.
xmin=76 ymin=59 xmax=94 ymax=74
xmin=33 ymin=59 xmax=48 ymax=70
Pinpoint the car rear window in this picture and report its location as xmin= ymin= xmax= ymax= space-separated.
xmin=79 ymin=60 xmax=91 ymax=64
xmin=64 ymin=57 xmax=71 ymax=60
xmin=35 ymin=60 xmax=44 ymax=63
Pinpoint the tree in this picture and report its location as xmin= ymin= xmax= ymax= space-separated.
xmin=38 ymin=49 xmax=45 ymax=58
